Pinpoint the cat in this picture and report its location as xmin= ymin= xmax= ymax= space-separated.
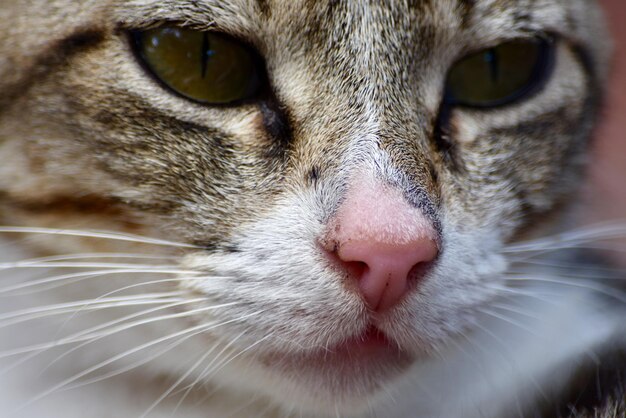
xmin=0 ymin=0 xmax=624 ymax=417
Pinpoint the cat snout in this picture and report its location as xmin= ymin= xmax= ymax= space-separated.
xmin=322 ymin=175 xmax=439 ymax=312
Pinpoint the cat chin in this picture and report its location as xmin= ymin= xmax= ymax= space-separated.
xmin=203 ymin=327 xmax=415 ymax=416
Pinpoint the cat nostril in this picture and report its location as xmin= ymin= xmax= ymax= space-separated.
xmin=334 ymin=238 xmax=438 ymax=312
xmin=341 ymin=259 xmax=368 ymax=280
xmin=322 ymin=172 xmax=440 ymax=313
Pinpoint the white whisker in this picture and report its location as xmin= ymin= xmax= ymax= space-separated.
xmin=475 ymin=308 xmax=538 ymax=336
xmin=15 ymin=310 xmax=264 ymax=413
xmin=57 ymin=278 xmax=203 ymax=333
xmin=503 ymin=223 xmax=626 ymax=254
xmin=488 ymin=303 xmax=543 ymax=321
xmin=0 ymin=292 xmax=183 ymax=326
xmin=471 ymin=321 xmax=549 ymax=402
xmin=0 ymin=298 xmax=185 ymax=330
xmin=0 ymin=226 xmax=199 ymax=249
xmin=62 ymin=323 xmax=215 ymax=391
xmin=0 ymin=252 xmax=179 ymax=267
xmin=485 ymin=284 xmax=559 ymax=306
xmin=509 ymin=259 xmax=624 ymax=274
xmin=0 ymin=261 xmax=183 ymax=270
xmin=504 ymin=275 xmax=626 ymax=304
xmin=15 ymin=323 xmax=214 ymax=413
xmin=0 ymin=269 xmax=198 ymax=295
xmin=512 ymin=257 xmax=626 ymax=273
xmin=200 ymin=333 xmax=272 ymax=383
xmin=0 ymin=301 xmax=240 ymax=359
xmin=1 ymin=298 xmax=206 ymax=377
xmin=142 ymin=330 xmax=248 ymax=418
xmin=174 ymin=331 xmax=273 ymax=413
xmin=222 ymin=396 xmax=261 ymax=418
xmin=507 ymin=266 xmax=624 ymax=281
xmin=79 ymin=278 xmax=202 ymax=305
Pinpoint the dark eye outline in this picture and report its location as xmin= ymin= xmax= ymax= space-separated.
xmin=128 ymin=26 xmax=269 ymax=107
xmin=442 ymin=36 xmax=557 ymax=109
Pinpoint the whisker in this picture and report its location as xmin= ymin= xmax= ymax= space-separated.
xmin=0 ymin=261 xmax=183 ymax=270
xmin=44 ymin=298 xmax=206 ymax=368
xmin=485 ymin=284 xmax=560 ymax=306
xmin=0 ymin=301 xmax=240 ymax=359
xmin=568 ymin=242 xmax=626 ymax=253
xmin=0 ymin=298 xmax=186 ymax=330
xmin=174 ymin=331 xmax=273 ymax=412
xmin=254 ymin=400 xmax=279 ymax=418
xmin=171 ymin=352 xmax=231 ymax=414
xmin=503 ymin=223 xmax=626 ymax=254
xmin=507 ymin=267 xmax=624 ymax=281
xmin=509 ymin=258 xmax=625 ymax=274
xmin=488 ymin=303 xmax=543 ymax=321
xmin=222 ymin=396 xmax=261 ymax=418
xmin=475 ymin=308 xmax=538 ymax=336
xmin=448 ymin=330 xmax=490 ymax=370
xmin=470 ymin=321 xmax=549 ymax=402
xmin=16 ymin=323 xmax=215 ymax=412
xmin=203 ymin=333 xmax=272 ymax=380
xmin=0 ymin=292 xmax=183 ymax=326
xmin=1 ymin=298 xmax=206 ymax=377
xmin=51 ymin=273 xmax=227 ymax=343
xmin=16 ymin=310 xmax=264 ymax=412
xmin=79 ymin=278 xmax=204 ymax=307
xmin=61 ymin=323 xmax=211 ymax=391
xmin=143 ymin=330 xmax=249 ymax=418
xmin=57 ymin=278 xmax=202 ymax=332
xmin=507 ymin=243 xmax=626 ymax=258
xmin=503 ymin=275 xmax=626 ymax=304
xmin=0 ymin=252 xmax=179 ymax=267
xmin=0 ymin=226 xmax=199 ymax=249
xmin=0 ymin=269 xmax=198 ymax=295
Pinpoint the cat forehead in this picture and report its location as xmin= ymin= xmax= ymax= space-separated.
xmin=118 ymin=0 xmax=586 ymax=39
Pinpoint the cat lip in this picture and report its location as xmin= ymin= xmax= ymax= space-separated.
xmin=300 ymin=326 xmax=404 ymax=369
xmin=333 ymin=325 xmax=395 ymax=352
xmin=256 ymin=324 xmax=414 ymax=398
xmin=261 ymin=325 xmax=411 ymax=373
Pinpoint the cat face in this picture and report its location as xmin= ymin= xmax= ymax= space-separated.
xmin=0 ymin=0 xmax=609 ymax=415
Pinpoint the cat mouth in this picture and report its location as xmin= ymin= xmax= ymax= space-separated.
xmin=259 ymin=325 xmax=414 ymax=390
xmin=332 ymin=325 xmax=397 ymax=355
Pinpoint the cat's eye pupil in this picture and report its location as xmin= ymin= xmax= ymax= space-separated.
xmin=484 ymin=49 xmax=499 ymax=82
xmin=133 ymin=26 xmax=262 ymax=105
xmin=201 ymin=33 xmax=210 ymax=78
xmin=444 ymin=38 xmax=553 ymax=108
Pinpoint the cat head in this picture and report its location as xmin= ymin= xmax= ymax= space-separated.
xmin=0 ymin=0 xmax=610 ymax=415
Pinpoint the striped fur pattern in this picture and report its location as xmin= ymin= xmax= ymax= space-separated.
xmin=0 ymin=1 xmax=624 ymax=417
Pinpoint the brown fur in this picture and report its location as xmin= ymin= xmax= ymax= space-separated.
xmin=0 ymin=1 xmax=622 ymax=417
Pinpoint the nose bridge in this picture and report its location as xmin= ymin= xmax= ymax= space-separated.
xmin=315 ymin=98 xmax=439 ymax=206
xmin=292 ymin=79 xmax=439 ymax=217
xmin=292 ymin=40 xmax=436 ymax=163
xmin=282 ymin=2 xmax=438 ymax=202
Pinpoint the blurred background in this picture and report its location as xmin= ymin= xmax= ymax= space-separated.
xmin=584 ymin=0 xmax=626 ymax=265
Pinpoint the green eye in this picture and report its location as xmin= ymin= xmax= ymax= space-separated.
xmin=444 ymin=38 xmax=554 ymax=108
xmin=133 ymin=26 xmax=262 ymax=104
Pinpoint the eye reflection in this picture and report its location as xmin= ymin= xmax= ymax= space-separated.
xmin=444 ymin=38 xmax=555 ymax=108
xmin=133 ymin=26 xmax=262 ymax=104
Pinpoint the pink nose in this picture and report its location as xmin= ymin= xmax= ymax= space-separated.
xmin=336 ymin=235 xmax=438 ymax=312
xmin=324 ymin=175 xmax=439 ymax=312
